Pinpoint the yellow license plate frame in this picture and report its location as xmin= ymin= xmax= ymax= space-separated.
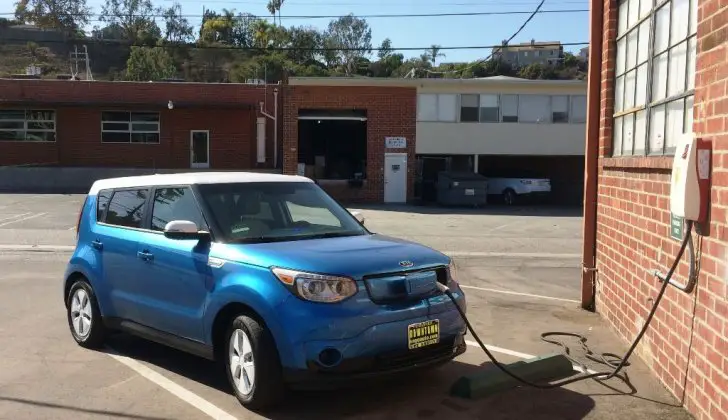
xmin=407 ymin=319 xmax=440 ymax=350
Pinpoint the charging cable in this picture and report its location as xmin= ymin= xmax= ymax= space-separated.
xmin=437 ymin=220 xmax=694 ymax=388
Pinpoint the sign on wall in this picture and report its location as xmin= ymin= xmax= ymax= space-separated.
xmin=385 ymin=136 xmax=407 ymax=149
xmin=670 ymin=213 xmax=684 ymax=241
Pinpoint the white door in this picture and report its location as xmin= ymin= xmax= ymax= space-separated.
xmin=190 ymin=130 xmax=210 ymax=169
xmin=384 ymin=153 xmax=407 ymax=203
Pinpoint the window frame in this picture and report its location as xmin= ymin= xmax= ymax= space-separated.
xmin=478 ymin=94 xmax=500 ymax=123
xmin=0 ymin=109 xmax=56 ymax=142
xmin=417 ymin=94 xmax=457 ymax=122
xmin=612 ymin=0 xmax=697 ymax=157
xmin=100 ymin=110 xmax=161 ymax=144
xmin=459 ymin=94 xmax=480 ymax=123
xmin=149 ymin=185 xmax=210 ymax=233
xmin=99 ymin=187 xmax=152 ymax=231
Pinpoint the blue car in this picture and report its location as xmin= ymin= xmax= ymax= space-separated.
xmin=64 ymin=172 xmax=467 ymax=409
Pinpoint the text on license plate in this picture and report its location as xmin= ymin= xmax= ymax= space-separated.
xmin=407 ymin=319 xmax=440 ymax=350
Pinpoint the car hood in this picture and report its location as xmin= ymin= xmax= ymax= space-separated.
xmin=212 ymin=233 xmax=449 ymax=278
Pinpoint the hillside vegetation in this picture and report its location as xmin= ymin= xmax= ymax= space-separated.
xmin=1 ymin=0 xmax=587 ymax=82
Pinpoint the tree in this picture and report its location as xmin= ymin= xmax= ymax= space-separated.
xmin=14 ymin=0 xmax=91 ymax=33
xmin=377 ymin=38 xmax=393 ymax=60
xmin=199 ymin=9 xmax=235 ymax=44
xmin=285 ymin=26 xmax=322 ymax=65
xmin=231 ymin=13 xmax=260 ymax=48
xmin=427 ymin=44 xmax=445 ymax=66
xmin=266 ymin=0 xmax=284 ymax=26
xmin=161 ymin=2 xmax=193 ymax=43
xmin=99 ymin=0 xmax=161 ymax=44
xmin=326 ymin=14 xmax=372 ymax=76
xmin=125 ymin=46 xmax=176 ymax=81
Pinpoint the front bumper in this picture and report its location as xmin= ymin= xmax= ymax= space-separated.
xmin=283 ymin=332 xmax=467 ymax=389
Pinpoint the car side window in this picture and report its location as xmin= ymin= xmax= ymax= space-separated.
xmin=96 ymin=189 xmax=112 ymax=222
xmin=151 ymin=187 xmax=206 ymax=231
xmin=105 ymin=189 xmax=149 ymax=229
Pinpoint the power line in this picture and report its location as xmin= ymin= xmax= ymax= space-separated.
xmin=162 ymin=0 xmax=587 ymax=5
xmin=0 ymin=8 xmax=588 ymax=20
xmin=0 ymin=38 xmax=588 ymax=52
xmin=424 ymin=0 xmax=548 ymax=76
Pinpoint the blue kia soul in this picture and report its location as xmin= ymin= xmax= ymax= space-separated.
xmin=64 ymin=172 xmax=467 ymax=409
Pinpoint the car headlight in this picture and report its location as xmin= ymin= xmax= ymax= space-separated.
xmin=271 ymin=267 xmax=358 ymax=303
xmin=447 ymin=259 xmax=459 ymax=286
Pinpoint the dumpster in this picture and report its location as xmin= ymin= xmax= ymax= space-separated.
xmin=436 ymin=171 xmax=488 ymax=207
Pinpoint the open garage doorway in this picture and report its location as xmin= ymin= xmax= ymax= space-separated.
xmin=297 ymin=109 xmax=367 ymax=182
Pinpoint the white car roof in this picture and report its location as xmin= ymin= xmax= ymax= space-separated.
xmin=88 ymin=171 xmax=313 ymax=195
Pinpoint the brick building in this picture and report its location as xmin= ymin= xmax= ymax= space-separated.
xmin=584 ymin=1 xmax=728 ymax=419
xmin=284 ymin=78 xmax=416 ymax=203
xmin=0 ymin=79 xmax=277 ymax=170
xmin=0 ymin=77 xmax=417 ymax=204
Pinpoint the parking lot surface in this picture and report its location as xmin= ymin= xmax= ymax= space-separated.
xmin=0 ymin=194 xmax=693 ymax=419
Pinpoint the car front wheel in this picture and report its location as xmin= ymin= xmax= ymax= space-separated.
xmin=225 ymin=314 xmax=284 ymax=410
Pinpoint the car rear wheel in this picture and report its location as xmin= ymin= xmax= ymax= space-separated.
xmin=66 ymin=279 xmax=106 ymax=348
xmin=225 ymin=314 xmax=284 ymax=410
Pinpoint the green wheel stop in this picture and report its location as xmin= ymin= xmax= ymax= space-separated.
xmin=450 ymin=354 xmax=576 ymax=399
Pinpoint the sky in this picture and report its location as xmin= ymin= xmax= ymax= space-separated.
xmin=22 ymin=0 xmax=591 ymax=63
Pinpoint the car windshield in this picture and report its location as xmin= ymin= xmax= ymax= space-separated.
xmin=197 ymin=182 xmax=369 ymax=243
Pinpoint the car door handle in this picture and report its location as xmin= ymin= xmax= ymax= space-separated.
xmin=137 ymin=251 xmax=154 ymax=261
xmin=91 ymin=240 xmax=103 ymax=250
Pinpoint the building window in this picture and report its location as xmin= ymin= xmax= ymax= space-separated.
xmin=459 ymin=94 xmax=479 ymax=122
xmin=479 ymin=94 xmax=499 ymax=122
xmin=571 ymin=95 xmax=587 ymax=123
xmin=417 ymin=94 xmax=437 ymax=121
xmin=0 ymin=109 xmax=56 ymax=142
xmin=417 ymin=94 xmax=456 ymax=122
xmin=437 ymin=94 xmax=457 ymax=122
xmin=518 ymin=95 xmax=550 ymax=123
xmin=501 ymin=95 xmax=519 ymax=122
xmin=613 ymin=0 xmax=697 ymax=156
xmin=552 ymin=96 xmax=569 ymax=123
xmin=101 ymin=111 xmax=160 ymax=143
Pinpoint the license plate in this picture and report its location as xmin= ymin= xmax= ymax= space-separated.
xmin=407 ymin=319 xmax=440 ymax=350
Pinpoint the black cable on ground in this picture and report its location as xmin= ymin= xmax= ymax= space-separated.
xmin=440 ymin=220 xmax=694 ymax=389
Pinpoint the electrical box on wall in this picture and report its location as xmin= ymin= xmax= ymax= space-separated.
xmin=669 ymin=133 xmax=711 ymax=226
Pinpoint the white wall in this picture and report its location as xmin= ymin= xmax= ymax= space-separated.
xmin=416 ymin=122 xmax=586 ymax=155
xmin=415 ymin=79 xmax=587 ymax=156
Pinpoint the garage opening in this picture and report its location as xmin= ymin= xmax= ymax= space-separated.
xmin=297 ymin=109 xmax=367 ymax=181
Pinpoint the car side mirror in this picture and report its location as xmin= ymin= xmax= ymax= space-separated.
xmin=163 ymin=220 xmax=211 ymax=241
xmin=350 ymin=210 xmax=365 ymax=226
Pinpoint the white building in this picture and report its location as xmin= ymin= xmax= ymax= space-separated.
xmin=414 ymin=76 xmax=588 ymax=204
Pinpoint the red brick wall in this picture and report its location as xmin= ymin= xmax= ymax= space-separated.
xmin=282 ymin=85 xmax=417 ymax=204
xmin=0 ymin=79 xmax=281 ymax=169
xmin=594 ymin=1 xmax=728 ymax=419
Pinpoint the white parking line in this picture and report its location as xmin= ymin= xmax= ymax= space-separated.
xmin=465 ymin=340 xmax=600 ymax=375
xmin=0 ymin=212 xmax=47 ymax=228
xmin=0 ymin=213 xmax=31 ymax=223
xmin=105 ymin=347 xmax=239 ymax=420
xmin=458 ymin=284 xmax=581 ymax=304
xmin=445 ymin=251 xmax=581 ymax=259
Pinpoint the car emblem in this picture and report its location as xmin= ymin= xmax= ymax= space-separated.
xmin=399 ymin=260 xmax=414 ymax=268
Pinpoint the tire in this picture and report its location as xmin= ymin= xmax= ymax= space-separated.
xmin=503 ymin=189 xmax=517 ymax=206
xmin=224 ymin=314 xmax=285 ymax=410
xmin=66 ymin=279 xmax=106 ymax=349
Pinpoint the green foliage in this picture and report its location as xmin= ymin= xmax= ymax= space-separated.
xmin=14 ymin=0 xmax=91 ymax=33
xmin=3 ymin=2 xmax=587 ymax=82
xmin=125 ymin=46 xmax=176 ymax=81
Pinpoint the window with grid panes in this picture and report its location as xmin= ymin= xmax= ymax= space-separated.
xmin=612 ymin=0 xmax=696 ymax=156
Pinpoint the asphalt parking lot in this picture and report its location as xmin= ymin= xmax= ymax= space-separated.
xmin=0 ymin=194 xmax=693 ymax=420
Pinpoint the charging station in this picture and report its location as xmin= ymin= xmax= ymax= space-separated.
xmin=444 ymin=133 xmax=712 ymax=399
